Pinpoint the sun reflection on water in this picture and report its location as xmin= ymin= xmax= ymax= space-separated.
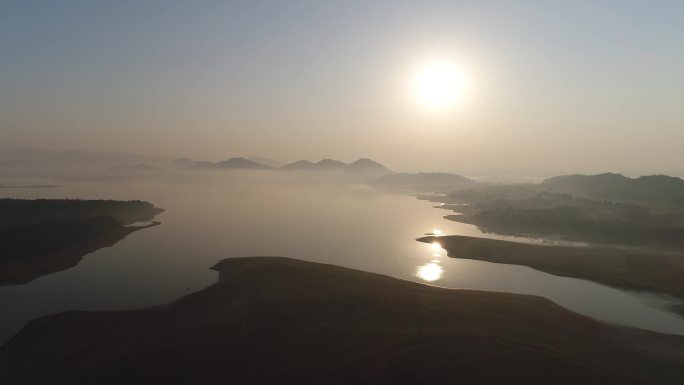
xmin=416 ymin=262 xmax=444 ymax=282
xmin=416 ymin=232 xmax=447 ymax=282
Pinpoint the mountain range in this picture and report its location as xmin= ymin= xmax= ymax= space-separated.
xmin=190 ymin=157 xmax=272 ymax=170
xmin=5 ymin=150 xmax=684 ymax=205
xmin=181 ymin=156 xmax=391 ymax=177
xmin=540 ymin=173 xmax=684 ymax=210
xmin=0 ymin=150 xmax=391 ymax=178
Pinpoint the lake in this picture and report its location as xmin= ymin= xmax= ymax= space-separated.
xmin=2 ymin=171 xmax=684 ymax=343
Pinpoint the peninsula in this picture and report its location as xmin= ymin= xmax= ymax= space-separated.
xmin=0 ymin=199 xmax=163 ymax=285
xmin=1 ymin=257 xmax=682 ymax=384
xmin=418 ymin=235 xmax=684 ymax=300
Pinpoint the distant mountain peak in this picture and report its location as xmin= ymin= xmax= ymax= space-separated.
xmin=279 ymin=158 xmax=390 ymax=177
xmin=316 ymin=159 xmax=347 ymax=168
xmin=281 ymin=160 xmax=315 ymax=170
xmin=224 ymin=156 xmax=249 ymax=162
xmin=248 ymin=156 xmax=282 ymax=168
xmin=191 ymin=157 xmax=271 ymax=170
xmin=218 ymin=157 xmax=271 ymax=169
xmin=347 ymin=158 xmax=391 ymax=172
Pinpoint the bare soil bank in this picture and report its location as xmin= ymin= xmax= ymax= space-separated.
xmin=2 ymin=257 xmax=683 ymax=384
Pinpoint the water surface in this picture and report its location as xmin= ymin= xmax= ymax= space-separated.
xmin=1 ymin=173 xmax=684 ymax=343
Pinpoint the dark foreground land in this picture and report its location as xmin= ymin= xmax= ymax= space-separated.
xmin=1 ymin=257 xmax=683 ymax=385
xmin=419 ymin=235 xmax=684 ymax=300
xmin=0 ymin=199 xmax=163 ymax=285
xmin=0 ymin=198 xmax=163 ymax=226
xmin=0 ymin=219 xmax=159 ymax=285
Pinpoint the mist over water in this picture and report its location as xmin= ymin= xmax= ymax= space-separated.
xmin=1 ymin=171 xmax=684 ymax=343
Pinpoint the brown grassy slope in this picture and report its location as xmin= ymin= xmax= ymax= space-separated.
xmin=1 ymin=257 xmax=683 ymax=384
xmin=419 ymin=235 xmax=684 ymax=300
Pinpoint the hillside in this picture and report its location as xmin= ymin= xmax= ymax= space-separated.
xmin=541 ymin=173 xmax=684 ymax=210
xmin=2 ymin=257 xmax=682 ymax=384
xmin=370 ymin=172 xmax=476 ymax=192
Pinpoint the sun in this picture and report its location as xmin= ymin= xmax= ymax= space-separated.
xmin=412 ymin=60 xmax=466 ymax=110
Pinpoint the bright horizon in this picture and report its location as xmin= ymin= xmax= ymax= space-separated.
xmin=2 ymin=1 xmax=684 ymax=176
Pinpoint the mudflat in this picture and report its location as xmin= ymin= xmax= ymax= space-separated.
xmin=1 ymin=257 xmax=682 ymax=384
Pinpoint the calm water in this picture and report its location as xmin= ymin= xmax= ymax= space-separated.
xmin=2 ymin=172 xmax=684 ymax=343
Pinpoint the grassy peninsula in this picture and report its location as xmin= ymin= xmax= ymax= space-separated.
xmin=1 ymin=257 xmax=682 ymax=384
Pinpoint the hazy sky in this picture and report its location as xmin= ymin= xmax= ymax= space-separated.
xmin=2 ymin=1 xmax=683 ymax=176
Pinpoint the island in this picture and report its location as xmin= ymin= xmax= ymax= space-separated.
xmin=0 ymin=199 xmax=163 ymax=285
xmin=418 ymin=235 xmax=684 ymax=301
xmin=1 ymin=257 xmax=682 ymax=384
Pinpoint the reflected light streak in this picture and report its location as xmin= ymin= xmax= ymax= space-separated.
xmin=431 ymin=242 xmax=442 ymax=251
xmin=416 ymin=262 xmax=444 ymax=282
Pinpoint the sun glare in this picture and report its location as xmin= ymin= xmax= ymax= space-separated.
xmin=413 ymin=60 xmax=466 ymax=110
xmin=416 ymin=262 xmax=444 ymax=282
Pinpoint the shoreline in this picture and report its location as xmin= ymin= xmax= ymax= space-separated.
xmin=418 ymin=234 xmax=684 ymax=301
xmin=0 ymin=221 xmax=160 ymax=286
xmin=1 ymin=256 xmax=682 ymax=384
